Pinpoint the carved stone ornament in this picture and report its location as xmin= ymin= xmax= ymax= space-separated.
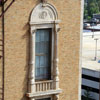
xmin=39 ymin=11 xmax=47 ymax=19
xmin=41 ymin=0 xmax=47 ymax=3
xmin=32 ymin=29 xmax=36 ymax=34
xmin=57 ymin=27 xmax=60 ymax=32
xmin=30 ymin=3 xmax=58 ymax=24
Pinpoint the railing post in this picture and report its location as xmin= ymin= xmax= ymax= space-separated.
xmin=28 ymin=28 xmax=36 ymax=100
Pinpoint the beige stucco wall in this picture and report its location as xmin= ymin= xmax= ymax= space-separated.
xmin=0 ymin=0 xmax=81 ymax=100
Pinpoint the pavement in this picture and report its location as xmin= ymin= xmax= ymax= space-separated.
xmin=82 ymin=31 xmax=100 ymax=71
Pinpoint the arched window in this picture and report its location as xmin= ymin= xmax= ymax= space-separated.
xmin=27 ymin=2 xmax=62 ymax=100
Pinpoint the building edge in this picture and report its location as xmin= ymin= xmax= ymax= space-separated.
xmin=78 ymin=0 xmax=84 ymax=100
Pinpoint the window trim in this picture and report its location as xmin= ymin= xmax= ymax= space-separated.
xmin=32 ymin=24 xmax=55 ymax=81
xmin=35 ymin=28 xmax=52 ymax=81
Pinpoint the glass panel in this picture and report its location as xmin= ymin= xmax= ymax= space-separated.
xmin=36 ymin=31 xmax=40 ymax=42
xmin=40 ymin=56 xmax=45 ymax=67
xmin=44 ymin=31 xmax=49 ymax=41
xmin=40 ymin=68 xmax=44 ymax=75
xmin=40 ymin=30 xmax=45 ymax=41
xmin=45 ymin=56 xmax=49 ymax=67
xmin=36 ymin=42 xmax=40 ymax=54
xmin=46 ymin=42 xmax=50 ymax=53
xmin=35 ymin=68 xmax=40 ymax=78
xmin=40 ymin=42 xmax=44 ymax=53
xmin=35 ymin=56 xmax=40 ymax=68
xmin=35 ymin=29 xmax=51 ymax=80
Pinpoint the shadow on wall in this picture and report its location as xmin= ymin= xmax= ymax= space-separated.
xmin=20 ymin=1 xmax=42 ymax=100
xmin=21 ymin=23 xmax=30 ymax=100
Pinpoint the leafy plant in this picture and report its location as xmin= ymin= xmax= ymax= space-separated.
xmin=84 ymin=0 xmax=100 ymax=20
xmin=82 ymin=88 xmax=95 ymax=100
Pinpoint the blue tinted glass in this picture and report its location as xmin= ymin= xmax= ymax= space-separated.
xmin=35 ymin=56 xmax=40 ymax=68
xmin=35 ymin=29 xmax=51 ymax=80
xmin=40 ymin=56 xmax=45 ymax=67
xmin=36 ymin=31 xmax=40 ymax=42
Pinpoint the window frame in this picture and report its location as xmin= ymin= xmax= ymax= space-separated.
xmin=35 ymin=28 xmax=52 ymax=81
xmin=31 ymin=23 xmax=55 ymax=81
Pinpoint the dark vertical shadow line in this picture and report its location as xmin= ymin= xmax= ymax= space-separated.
xmin=0 ymin=0 xmax=15 ymax=18
xmin=2 ymin=0 xmax=5 ymax=100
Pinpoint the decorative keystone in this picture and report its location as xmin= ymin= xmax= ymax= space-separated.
xmin=41 ymin=0 xmax=47 ymax=3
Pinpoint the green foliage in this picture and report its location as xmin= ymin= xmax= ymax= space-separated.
xmin=84 ymin=89 xmax=92 ymax=100
xmin=82 ymin=89 xmax=95 ymax=100
xmin=84 ymin=0 xmax=100 ymax=20
xmin=87 ymin=16 xmax=91 ymax=20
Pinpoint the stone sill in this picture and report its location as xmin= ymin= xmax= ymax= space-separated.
xmin=26 ymin=89 xmax=62 ymax=98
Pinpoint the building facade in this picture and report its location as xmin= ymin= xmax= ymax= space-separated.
xmin=82 ymin=68 xmax=100 ymax=100
xmin=0 ymin=0 xmax=82 ymax=100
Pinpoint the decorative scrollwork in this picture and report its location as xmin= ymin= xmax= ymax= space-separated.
xmin=39 ymin=11 xmax=47 ymax=19
xmin=41 ymin=0 xmax=47 ymax=3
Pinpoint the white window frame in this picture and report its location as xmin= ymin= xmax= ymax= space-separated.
xmin=32 ymin=24 xmax=55 ymax=81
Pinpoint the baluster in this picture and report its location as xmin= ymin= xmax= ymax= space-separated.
xmin=47 ymin=82 xmax=49 ymax=90
xmin=44 ymin=83 xmax=46 ymax=91
xmin=42 ymin=83 xmax=43 ymax=91
xmin=39 ymin=83 xmax=41 ymax=91
xmin=40 ymin=83 xmax=42 ymax=91
xmin=51 ymin=81 xmax=53 ymax=89
xmin=43 ymin=83 xmax=44 ymax=91
xmin=37 ymin=83 xmax=38 ymax=92
xmin=48 ymin=82 xmax=50 ymax=90
xmin=45 ymin=82 xmax=47 ymax=91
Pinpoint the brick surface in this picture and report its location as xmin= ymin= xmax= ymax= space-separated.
xmin=0 ymin=0 xmax=81 ymax=100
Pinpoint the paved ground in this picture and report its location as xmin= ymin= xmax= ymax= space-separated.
xmin=82 ymin=31 xmax=100 ymax=71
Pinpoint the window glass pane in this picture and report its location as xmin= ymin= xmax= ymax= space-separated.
xmin=35 ymin=29 xmax=51 ymax=80
xmin=40 ymin=68 xmax=44 ymax=75
xmin=45 ymin=56 xmax=49 ymax=66
xmin=44 ymin=30 xmax=49 ymax=41
xmin=40 ymin=30 xmax=45 ymax=41
xmin=35 ymin=56 xmax=40 ymax=68
xmin=35 ymin=68 xmax=40 ymax=78
xmin=36 ymin=31 xmax=40 ymax=42
xmin=40 ymin=56 xmax=45 ymax=67
xmin=40 ymin=42 xmax=44 ymax=53
xmin=44 ymin=42 xmax=49 ymax=53
xmin=36 ymin=42 xmax=40 ymax=54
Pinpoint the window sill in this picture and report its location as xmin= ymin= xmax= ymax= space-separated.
xmin=26 ymin=89 xmax=62 ymax=98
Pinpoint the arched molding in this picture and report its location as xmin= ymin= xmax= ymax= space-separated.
xmin=30 ymin=3 xmax=58 ymax=24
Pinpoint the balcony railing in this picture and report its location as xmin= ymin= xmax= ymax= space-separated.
xmin=35 ymin=80 xmax=54 ymax=92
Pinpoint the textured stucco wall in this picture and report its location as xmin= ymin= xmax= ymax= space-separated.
xmin=0 ymin=0 xmax=81 ymax=100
